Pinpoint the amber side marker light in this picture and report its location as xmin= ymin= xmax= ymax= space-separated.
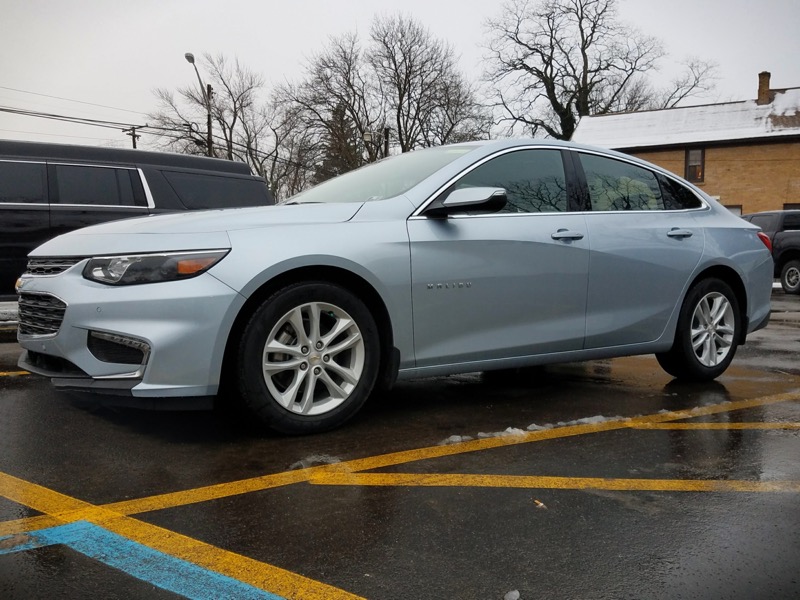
xmin=177 ymin=257 xmax=220 ymax=275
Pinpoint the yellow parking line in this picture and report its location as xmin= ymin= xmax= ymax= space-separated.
xmin=632 ymin=422 xmax=800 ymax=430
xmin=17 ymin=391 xmax=800 ymax=522
xmin=309 ymin=472 xmax=800 ymax=493
xmin=0 ymin=471 xmax=364 ymax=600
xmin=0 ymin=371 xmax=28 ymax=377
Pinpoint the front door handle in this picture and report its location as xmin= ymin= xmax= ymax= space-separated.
xmin=667 ymin=228 xmax=693 ymax=239
xmin=551 ymin=229 xmax=584 ymax=241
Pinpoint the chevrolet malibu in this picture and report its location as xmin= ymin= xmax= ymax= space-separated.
xmin=16 ymin=139 xmax=773 ymax=434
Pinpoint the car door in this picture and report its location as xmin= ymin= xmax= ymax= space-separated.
xmin=48 ymin=163 xmax=150 ymax=239
xmin=407 ymin=148 xmax=590 ymax=368
xmin=572 ymin=151 xmax=706 ymax=348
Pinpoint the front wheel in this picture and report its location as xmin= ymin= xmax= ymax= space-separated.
xmin=236 ymin=282 xmax=380 ymax=434
xmin=780 ymin=260 xmax=800 ymax=294
xmin=656 ymin=278 xmax=741 ymax=381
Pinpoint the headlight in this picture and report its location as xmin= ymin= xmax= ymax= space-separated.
xmin=83 ymin=250 xmax=229 ymax=285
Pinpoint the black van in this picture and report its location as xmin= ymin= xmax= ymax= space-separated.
xmin=0 ymin=140 xmax=274 ymax=297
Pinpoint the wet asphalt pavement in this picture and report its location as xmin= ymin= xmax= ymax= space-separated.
xmin=0 ymin=292 xmax=798 ymax=599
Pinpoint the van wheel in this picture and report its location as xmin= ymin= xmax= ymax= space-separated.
xmin=236 ymin=282 xmax=380 ymax=434
xmin=656 ymin=278 xmax=740 ymax=381
xmin=781 ymin=260 xmax=800 ymax=294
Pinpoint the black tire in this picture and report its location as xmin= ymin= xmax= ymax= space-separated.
xmin=655 ymin=278 xmax=741 ymax=381
xmin=780 ymin=260 xmax=800 ymax=294
xmin=236 ymin=282 xmax=380 ymax=434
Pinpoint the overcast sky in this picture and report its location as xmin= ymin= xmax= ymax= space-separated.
xmin=2 ymin=0 xmax=798 ymax=149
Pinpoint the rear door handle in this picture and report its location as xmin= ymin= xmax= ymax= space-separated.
xmin=551 ymin=229 xmax=584 ymax=241
xmin=667 ymin=228 xmax=693 ymax=239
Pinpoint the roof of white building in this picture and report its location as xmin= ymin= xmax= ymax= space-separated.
xmin=571 ymin=87 xmax=800 ymax=150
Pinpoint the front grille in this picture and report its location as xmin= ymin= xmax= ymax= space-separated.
xmin=18 ymin=293 xmax=67 ymax=336
xmin=26 ymin=257 xmax=84 ymax=276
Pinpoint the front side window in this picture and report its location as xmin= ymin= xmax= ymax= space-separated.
xmin=685 ymin=148 xmax=705 ymax=183
xmin=0 ymin=161 xmax=46 ymax=204
xmin=451 ymin=149 xmax=568 ymax=213
xmin=579 ymin=153 xmax=663 ymax=211
xmin=55 ymin=165 xmax=138 ymax=206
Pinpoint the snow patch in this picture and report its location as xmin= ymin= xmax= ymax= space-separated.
xmin=289 ymin=454 xmax=341 ymax=470
xmin=527 ymin=415 xmax=625 ymax=431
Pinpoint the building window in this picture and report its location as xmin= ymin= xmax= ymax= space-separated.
xmin=685 ymin=148 xmax=705 ymax=183
xmin=784 ymin=203 xmax=800 ymax=210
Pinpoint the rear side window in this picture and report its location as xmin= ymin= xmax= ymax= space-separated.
xmin=784 ymin=214 xmax=800 ymax=230
xmin=162 ymin=171 xmax=272 ymax=209
xmin=54 ymin=165 xmax=141 ymax=206
xmin=579 ymin=154 xmax=663 ymax=211
xmin=658 ymin=175 xmax=703 ymax=210
xmin=0 ymin=161 xmax=46 ymax=204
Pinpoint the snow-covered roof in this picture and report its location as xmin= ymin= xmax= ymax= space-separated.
xmin=571 ymin=87 xmax=800 ymax=150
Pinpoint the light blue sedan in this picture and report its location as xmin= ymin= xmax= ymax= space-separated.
xmin=16 ymin=139 xmax=773 ymax=433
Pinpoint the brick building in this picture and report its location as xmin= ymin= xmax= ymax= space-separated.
xmin=571 ymin=72 xmax=800 ymax=215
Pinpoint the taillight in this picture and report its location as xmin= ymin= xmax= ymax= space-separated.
xmin=757 ymin=231 xmax=773 ymax=253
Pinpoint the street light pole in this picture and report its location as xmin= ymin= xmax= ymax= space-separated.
xmin=184 ymin=52 xmax=213 ymax=157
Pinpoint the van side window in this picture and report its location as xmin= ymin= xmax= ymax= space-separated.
xmin=0 ymin=161 xmax=46 ymax=204
xmin=54 ymin=165 xmax=139 ymax=206
xmin=162 ymin=171 xmax=273 ymax=209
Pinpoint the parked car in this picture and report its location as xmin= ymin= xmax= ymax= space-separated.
xmin=740 ymin=210 xmax=800 ymax=294
xmin=0 ymin=140 xmax=274 ymax=297
xmin=16 ymin=139 xmax=773 ymax=434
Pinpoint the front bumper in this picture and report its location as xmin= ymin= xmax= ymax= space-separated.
xmin=16 ymin=261 xmax=244 ymax=401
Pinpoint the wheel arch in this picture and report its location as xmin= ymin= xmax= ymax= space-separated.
xmin=220 ymin=265 xmax=398 ymax=395
xmin=775 ymin=248 xmax=800 ymax=273
xmin=686 ymin=264 xmax=749 ymax=343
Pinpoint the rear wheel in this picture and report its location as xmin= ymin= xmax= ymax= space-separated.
xmin=656 ymin=278 xmax=740 ymax=381
xmin=780 ymin=260 xmax=800 ymax=294
xmin=236 ymin=282 xmax=380 ymax=434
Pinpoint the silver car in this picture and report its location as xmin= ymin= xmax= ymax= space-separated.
xmin=16 ymin=139 xmax=773 ymax=434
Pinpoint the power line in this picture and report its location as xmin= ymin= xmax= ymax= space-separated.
xmin=0 ymin=85 xmax=148 ymax=116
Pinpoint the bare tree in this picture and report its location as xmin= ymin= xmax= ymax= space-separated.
xmin=368 ymin=14 xmax=490 ymax=151
xmin=150 ymin=54 xmax=263 ymax=159
xmin=150 ymin=54 xmax=316 ymax=200
xmin=485 ymin=0 xmax=717 ymax=140
xmin=282 ymin=14 xmax=490 ymax=176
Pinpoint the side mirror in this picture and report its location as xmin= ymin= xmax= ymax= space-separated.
xmin=424 ymin=187 xmax=508 ymax=219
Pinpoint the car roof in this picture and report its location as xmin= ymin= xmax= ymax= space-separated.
xmin=0 ymin=139 xmax=252 ymax=175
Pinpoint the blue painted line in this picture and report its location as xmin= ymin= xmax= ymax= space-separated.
xmin=0 ymin=521 xmax=283 ymax=600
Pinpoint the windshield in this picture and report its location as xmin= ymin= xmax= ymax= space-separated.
xmin=283 ymin=145 xmax=477 ymax=204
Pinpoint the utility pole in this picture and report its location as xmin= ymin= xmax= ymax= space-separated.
xmin=123 ymin=127 xmax=140 ymax=149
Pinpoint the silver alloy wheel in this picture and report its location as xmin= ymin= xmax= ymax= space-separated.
xmin=261 ymin=301 xmax=365 ymax=416
xmin=786 ymin=265 xmax=800 ymax=290
xmin=690 ymin=291 xmax=735 ymax=367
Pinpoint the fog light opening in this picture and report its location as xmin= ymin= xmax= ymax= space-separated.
xmin=88 ymin=331 xmax=151 ymax=366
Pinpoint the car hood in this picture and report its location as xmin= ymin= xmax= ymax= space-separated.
xmin=31 ymin=203 xmax=364 ymax=257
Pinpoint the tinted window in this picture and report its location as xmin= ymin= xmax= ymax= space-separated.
xmin=784 ymin=214 xmax=800 ymax=231
xmin=55 ymin=165 xmax=138 ymax=206
xmin=658 ymin=174 xmax=702 ymax=210
xmin=453 ymin=149 xmax=567 ymax=213
xmin=579 ymin=154 xmax=663 ymax=211
xmin=162 ymin=171 xmax=272 ymax=209
xmin=0 ymin=161 xmax=46 ymax=204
